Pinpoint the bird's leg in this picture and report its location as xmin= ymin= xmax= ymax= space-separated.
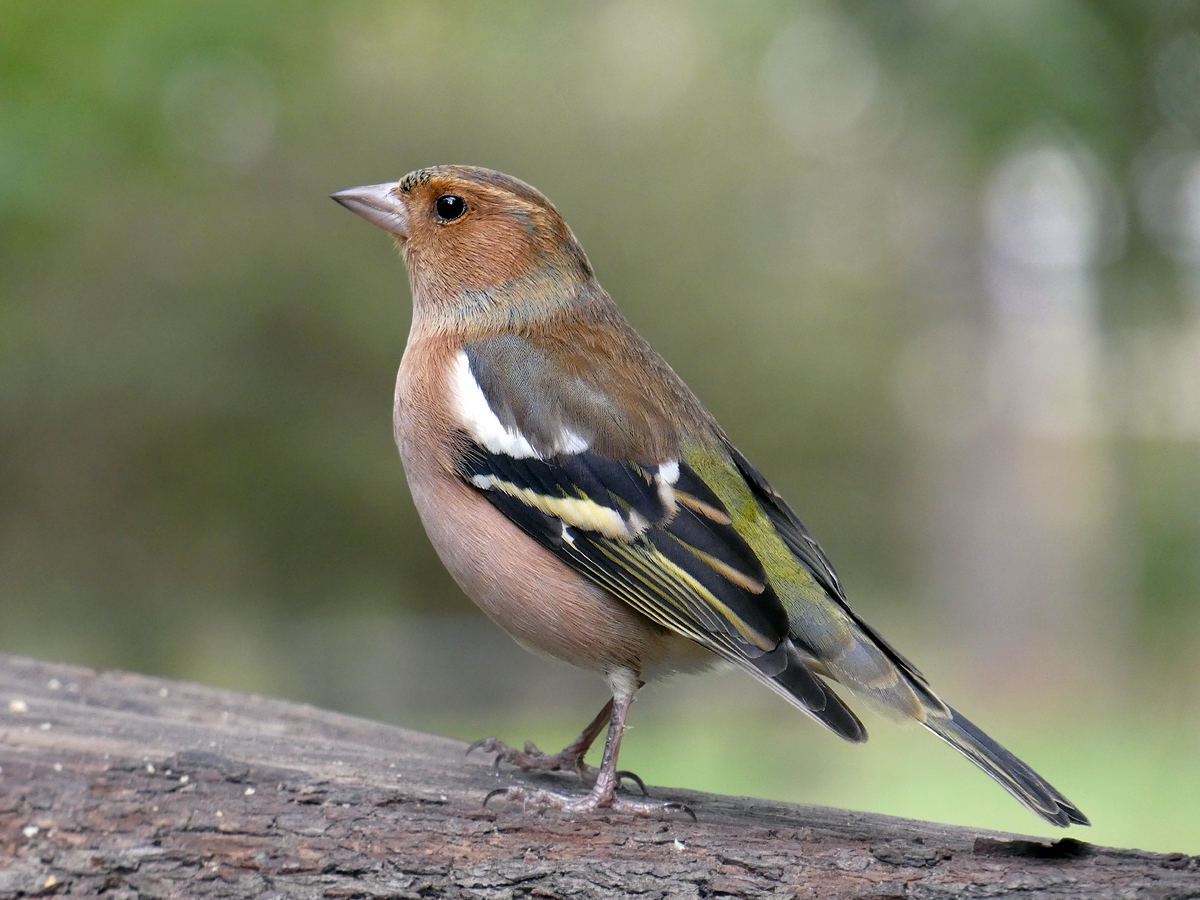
xmin=482 ymin=672 xmax=692 ymax=818
xmin=467 ymin=699 xmax=612 ymax=781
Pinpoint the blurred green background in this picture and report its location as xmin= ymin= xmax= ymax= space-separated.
xmin=3 ymin=0 xmax=1199 ymax=854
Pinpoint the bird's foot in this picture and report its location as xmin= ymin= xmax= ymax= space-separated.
xmin=466 ymin=737 xmax=649 ymax=794
xmin=483 ymin=784 xmax=694 ymax=820
xmin=467 ymin=736 xmax=595 ymax=779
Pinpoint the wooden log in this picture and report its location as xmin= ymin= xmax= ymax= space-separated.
xmin=0 ymin=652 xmax=1195 ymax=899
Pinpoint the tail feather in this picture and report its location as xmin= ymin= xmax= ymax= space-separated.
xmin=774 ymin=653 xmax=867 ymax=744
xmin=924 ymin=705 xmax=1089 ymax=828
xmin=747 ymin=642 xmax=868 ymax=744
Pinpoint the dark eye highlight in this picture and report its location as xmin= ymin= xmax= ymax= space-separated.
xmin=435 ymin=194 xmax=466 ymax=222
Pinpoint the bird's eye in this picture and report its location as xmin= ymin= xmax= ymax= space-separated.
xmin=435 ymin=194 xmax=466 ymax=222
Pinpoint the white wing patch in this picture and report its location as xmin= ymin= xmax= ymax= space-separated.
xmin=654 ymin=459 xmax=679 ymax=518
xmin=449 ymin=351 xmax=590 ymax=459
xmin=450 ymin=351 xmax=540 ymax=459
xmin=451 ymin=349 xmax=682 ymax=543
xmin=557 ymin=430 xmax=590 ymax=454
xmin=658 ymin=460 xmax=680 ymax=485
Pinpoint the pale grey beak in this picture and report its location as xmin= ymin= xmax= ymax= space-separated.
xmin=331 ymin=182 xmax=410 ymax=238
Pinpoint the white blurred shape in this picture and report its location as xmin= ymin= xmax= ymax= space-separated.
xmin=1154 ymin=31 xmax=1200 ymax=135
xmin=587 ymin=1 xmax=699 ymax=123
xmin=984 ymin=144 xmax=1108 ymax=437
xmin=985 ymin=145 xmax=1100 ymax=272
xmin=985 ymin=273 xmax=1103 ymax=438
xmin=163 ymin=56 xmax=277 ymax=170
xmin=1120 ymin=140 xmax=1200 ymax=439
xmin=759 ymin=10 xmax=878 ymax=145
xmin=917 ymin=140 xmax=1122 ymax=695
xmin=1176 ymin=158 xmax=1200 ymax=264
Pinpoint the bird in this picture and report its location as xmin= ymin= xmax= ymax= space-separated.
xmin=331 ymin=165 xmax=1088 ymax=827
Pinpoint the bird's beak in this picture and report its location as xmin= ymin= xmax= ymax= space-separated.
xmin=331 ymin=182 xmax=410 ymax=238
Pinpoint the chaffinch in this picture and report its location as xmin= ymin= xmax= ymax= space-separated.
xmin=332 ymin=166 xmax=1087 ymax=826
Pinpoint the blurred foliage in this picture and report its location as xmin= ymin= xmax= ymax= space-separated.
xmin=3 ymin=0 xmax=1200 ymax=851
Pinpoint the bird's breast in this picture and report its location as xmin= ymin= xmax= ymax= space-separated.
xmin=392 ymin=338 xmax=713 ymax=680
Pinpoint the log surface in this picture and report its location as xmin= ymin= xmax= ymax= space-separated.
xmin=0 ymin=653 xmax=1196 ymax=899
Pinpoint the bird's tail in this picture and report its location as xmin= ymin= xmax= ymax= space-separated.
xmin=922 ymin=705 xmax=1089 ymax=828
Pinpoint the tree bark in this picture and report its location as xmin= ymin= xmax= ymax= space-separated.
xmin=0 ymin=653 xmax=1195 ymax=899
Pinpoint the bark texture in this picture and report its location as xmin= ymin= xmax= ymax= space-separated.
xmin=0 ymin=653 xmax=1196 ymax=899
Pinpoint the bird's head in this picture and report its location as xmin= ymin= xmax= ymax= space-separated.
xmin=333 ymin=166 xmax=595 ymax=327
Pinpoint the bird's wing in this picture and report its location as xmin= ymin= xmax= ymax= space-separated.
xmin=451 ymin=337 xmax=865 ymax=741
xmin=458 ymin=439 xmax=788 ymax=671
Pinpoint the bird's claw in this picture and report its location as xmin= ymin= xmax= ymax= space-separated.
xmin=466 ymin=736 xmax=500 ymax=758
xmin=615 ymin=769 xmax=649 ymax=796
xmin=483 ymin=786 xmax=510 ymax=808
xmin=664 ymin=800 xmax=698 ymax=822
